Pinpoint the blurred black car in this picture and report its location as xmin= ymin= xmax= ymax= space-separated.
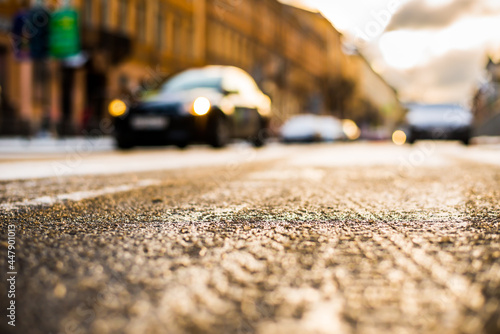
xmin=109 ymin=66 xmax=271 ymax=149
xmin=405 ymin=104 xmax=473 ymax=145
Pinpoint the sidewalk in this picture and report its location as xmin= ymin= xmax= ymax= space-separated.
xmin=0 ymin=136 xmax=115 ymax=160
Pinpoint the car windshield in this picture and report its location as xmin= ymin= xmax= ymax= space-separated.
xmin=407 ymin=105 xmax=471 ymax=125
xmin=161 ymin=69 xmax=222 ymax=93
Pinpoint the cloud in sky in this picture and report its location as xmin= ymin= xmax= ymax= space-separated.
xmin=381 ymin=49 xmax=485 ymax=103
xmin=379 ymin=16 xmax=500 ymax=69
xmin=386 ymin=0 xmax=500 ymax=31
xmin=377 ymin=0 xmax=500 ymax=103
xmin=287 ymin=0 xmax=500 ymax=104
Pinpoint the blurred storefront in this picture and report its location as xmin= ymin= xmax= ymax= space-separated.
xmin=0 ymin=0 xmax=400 ymax=136
xmin=0 ymin=4 xmax=25 ymax=135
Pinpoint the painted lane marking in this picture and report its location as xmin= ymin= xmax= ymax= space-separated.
xmin=0 ymin=179 xmax=160 ymax=210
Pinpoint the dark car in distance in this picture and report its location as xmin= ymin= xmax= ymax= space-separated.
xmin=109 ymin=66 xmax=271 ymax=149
xmin=405 ymin=104 xmax=473 ymax=145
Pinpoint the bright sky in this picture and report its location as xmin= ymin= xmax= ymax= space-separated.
xmin=282 ymin=0 xmax=500 ymax=104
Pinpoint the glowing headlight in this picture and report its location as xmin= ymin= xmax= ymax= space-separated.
xmin=392 ymin=130 xmax=407 ymax=145
xmin=220 ymin=99 xmax=234 ymax=115
xmin=258 ymin=95 xmax=272 ymax=117
xmin=108 ymin=99 xmax=127 ymax=117
xmin=342 ymin=119 xmax=361 ymax=140
xmin=192 ymin=97 xmax=211 ymax=116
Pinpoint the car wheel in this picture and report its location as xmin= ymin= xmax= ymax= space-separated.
xmin=251 ymin=136 xmax=265 ymax=147
xmin=407 ymin=132 xmax=416 ymax=144
xmin=176 ymin=141 xmax=189 ymax=149
xmin=461 ymin=137 xmax=471 ymax=145
xmin=251 ymin=127 xmax=267 ymax=148
xmin=208 ymin=114 xmax=230 ymax=148
xmin=116 ymin=137 xmax=134 ymax=150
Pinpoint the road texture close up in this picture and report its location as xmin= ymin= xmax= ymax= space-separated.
xmin=1 ymin=142 xmax=500 ymax=334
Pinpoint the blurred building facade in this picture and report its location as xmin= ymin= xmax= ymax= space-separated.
xmin=472 ymin=57 xmax=500 ymax=136
xmin=0 ymin=0 xmax=401 ymax=136
xmin=341 ymin=49 xmax=404 ymax=135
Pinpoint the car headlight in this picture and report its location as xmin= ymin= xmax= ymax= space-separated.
xmin=108 ymin=99 xmax=127 ymax=117
xmin=258 ymin=95 xmax=272 ymax=117
xmin=342 ymin=119 xmax=360 ymax=140
xmin=192 ymin=97 xmax=211 ymax=116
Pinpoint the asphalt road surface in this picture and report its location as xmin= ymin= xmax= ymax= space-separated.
xmin=1 ymin=141 xmax=500 ymax=334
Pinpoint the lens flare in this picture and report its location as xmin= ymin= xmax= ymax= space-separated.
xmin=342 ymin=119 xmax=361 ymax=140
xmin=108 ymin=99 xmax=127 ymax=117
xmin=392 ymin=130 xmax=407 ymax=145
xmin=193 ymin=97 xmax=211 ymax=116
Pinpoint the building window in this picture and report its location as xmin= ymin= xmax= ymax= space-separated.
xmin=173 ymin=15 xmax=182 ymax=56
xmin=166 ymin=12 xmax=174 ymax=53
xmin=118 ymin=0 xmax=128 ymax=34
xmin=220 ymin=27 xmax=226 ymax=60
xmin=100 ymin=0 xmax=109 ymax=29
xmin=157 ymin=3 xmax=165 ymax=50
xmin=225 ymin=29 xmax=232 ymax=61
xmin=137 ymin=1 xmax=146 ymax=43
xmin=186 ymin=20 xmax=194 ymax=59
xmin=84 ymin=0 xmax=92 ymax=26
xmin=231 ymin=33 xmax=237 ymax=63
xmin=210 ymin=22 xmax=219 ymax=58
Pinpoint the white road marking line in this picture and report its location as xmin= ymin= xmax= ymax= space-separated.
xmin=0 ymin=179 xmax=160 ymax=210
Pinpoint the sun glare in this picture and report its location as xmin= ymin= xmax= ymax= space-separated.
xmin=378 ymin=15 xmax=500 ymax=70
xmin=379 ymin=30 xmax=431 ymax=69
